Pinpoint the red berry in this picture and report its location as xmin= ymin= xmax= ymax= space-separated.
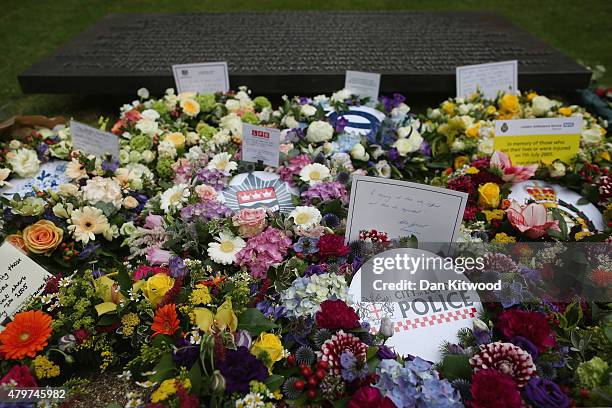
xmin=287 ymin=355 xmax=296 ymax=366
xmin=306 ymin=389 xmax=317 ymax=399
xmin=307 ymin=376 xmax=318 ymax=387
xmin=300 ymin=367 xmax=312 ymax=377
xmin=294 ymin=379 xmax=305 ymax=391
xmin=317 ymin=360 xmax=329 ymax=370
xmin=315 ymin=369 xmax=326 ymax=380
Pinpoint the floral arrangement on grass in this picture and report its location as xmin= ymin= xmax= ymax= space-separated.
xmin=0 ymin=88 xmax=609 ymax=407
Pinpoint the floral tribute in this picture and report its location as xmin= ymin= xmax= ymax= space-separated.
xmin=0 ymin=86 xmax=609 ymax=407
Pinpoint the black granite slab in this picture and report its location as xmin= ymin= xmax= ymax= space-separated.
xmin=18 ymin=12 xmax=591 ymax=95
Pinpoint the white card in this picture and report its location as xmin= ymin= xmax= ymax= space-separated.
xmin=345 ymin=70 xmax=381 ymax=101
xmin=345 ymin=176 xmax=468 ymax=254
xmin=241 ymin=124 xmax=281 ymax=167
xmin=0 ymin=241 xmax=51 ymax=320
xmin=456 ymin=60 xmax=518 ymax=99
xmin=172 ymin=62 xmax=230 ymax=94
xmin=70 ymin=121 xmax=120 ymax=160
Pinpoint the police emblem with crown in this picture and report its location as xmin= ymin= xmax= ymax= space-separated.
xmin=222 ymin=171 xmax=296 ymax=213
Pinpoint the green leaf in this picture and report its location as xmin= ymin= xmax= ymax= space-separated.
xmin=116 ymin=263 xmax=133 ymax=294
xmin=188 ymin=362 xmax=202 ymax=395
xmin=440 ymin=354 xmax=472 ymax=381
xmin=150 ymin=353 xmax=175 ymax=383
xmin=237 ymin=308 xmax=278 ymax=336
xmin=264 ymin=374 xmax=284 ymax=391
xmin=332 ymin=398 xmax=350 ymax=408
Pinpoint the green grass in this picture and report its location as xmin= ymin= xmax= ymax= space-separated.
xmin=1 ymin=0 xmax=611 ymax=118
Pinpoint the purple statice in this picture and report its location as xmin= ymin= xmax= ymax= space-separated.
xmin=169 ymin=256 xmax=188 ymax=278
xmin=194 ymin=168 xmax=228 ymax=191
xmin=180 ymin=200 xmax=231 ymax=221
xmin=302 ymin=181 xmax=348 ymax=205
xmin=335 ymin=116 xmax=349 ymax=133
xmin=217 ymin=346 xmax=269 ymax=393
xmin=256 ymin=300 xmax=286 ymax=319
xmin=293 ymin=237 xmax=319 ymax=255
xmin=380 ymin=93 xmax=406 ymax=113
xmin=173 ymin=338 xmax=199 ymax=368
xmin=340 ymin=351 xmax=369 ymax=382
xmin=377 ymin=345 xmax=397 ymax=360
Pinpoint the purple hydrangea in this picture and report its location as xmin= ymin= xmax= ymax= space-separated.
xmin=194 ymin=168 xmax=228 ymax=191
xmin=301 ymin=181 xmax=348 ymax=204
xmin=180 ymin=200 xmax=232 ymax=221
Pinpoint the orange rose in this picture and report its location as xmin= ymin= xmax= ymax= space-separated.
xmin=22 ymin=220 xmax=63 ymax=255
xmin=6 ymin=234 xmax=27 ymax=253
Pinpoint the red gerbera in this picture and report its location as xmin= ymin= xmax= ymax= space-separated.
xmin=151 ymin=304 xmax=179 ymax=337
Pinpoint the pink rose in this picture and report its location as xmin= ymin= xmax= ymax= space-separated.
xmin=195 ymin=184 xmax=219 ymax=202
xmin=232 ymin=208 xmax=267 ymax=238
xmin=506 ymin=201 xmax=560 ymax=238
xmin=146 ymin=246 xmax=171 ymax=265
xmin=279 ymin=143 xmax=294 ymax=154
xmin=144 ymin=214 xmax=164 ymax=230
xmin=490 ymin=151 xmax=537 ymax=183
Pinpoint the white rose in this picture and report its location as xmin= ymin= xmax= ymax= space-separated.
xmin=581 ymin=127 xmax=603 ymax=145
xmin=219 ymin=113 xmax=242 ymax=136
xmin=478 ymin=137 xmax=495 ymax=155
xmin=350 ymin=143 xmax=369 ymax=161
xmin=532 ymin=95 xmax=555 ymax=116
xmin=283 ymin=115 xmax=299 ymax=129
xmin=58 ymin=183 xmax=79 ymax=197
xmin=301 ymin=104 xmax=317 ymax=117
xmin=306 ymin=121 xmax=334 ymax=143
xmin=137 ymin=87 xmax=150 ymax=99
xmin=123 ymin=196 xmax=139 ymax=209
xmin=225 ymin=99 xmax=241 ymax=112
xmin=8 ymin=140 xmax=21 ymax=150
xmin=429 ymin=108 xmax=442 ymax=120
xmin=141 ymin=150 xmax=156 ymax=163
xmin=393 ymin=131 xmax=423 ymax=156
xmin=8 ymin=149 xmax=40 ymax=178
xmin=140 ymin=109 xmax=159 ymax=121
xmin=331 ymin=89 xmax=352 ymax=102
xmin=549 ymin=162 xmax=566 ymax=178
xmin=135 ymin=119 xmax=158 ymax=136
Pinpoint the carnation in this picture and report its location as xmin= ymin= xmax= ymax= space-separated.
xmin=469 ymin=369 xmax=522 ymax=408
xmin=317 ymin=234 xmax=350 ymax=259
xmin=235 ymin=227 xmax=292 ymax=278
xmin=497 ymin=309 xmax=556 ymax=352
xmin=315 ymin=299 xmax=360 ymax=330
xmin=82 ymin=176 xmax=123 ymax=208
xmin=8 ymin=148 xmax=40 ymax=178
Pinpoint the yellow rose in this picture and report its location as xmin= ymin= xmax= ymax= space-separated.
xmin=251 ymin=332 xmax=284 ymax=368
xmin=478 ymin=182 xmax=501 ymax=209
xmin=143 ymin=273 xmax=175 ymax=306
xmin=485 ymin=105 xmax=497 ymax=115
xmin=465 ymin=124 xmax=481 ymax=138
xmin=454 ymin=156 xmax=469 ymax=169
xmin=498 ymin=94 xmax=520 ymax=118
xmin=180 ymin=98 xmax=201 ymax=117
xmin=526 ymin=92 xmax=538 ymax=102
xmin=22 ymin=220 xmax=63 ymax=255
xmin=442 ymin=101 xmax=456 ymax=116
xmin=164 ymin=132 xmax=186 ymax=149
xmin=558 ymin=107 xmax=572 ymax=117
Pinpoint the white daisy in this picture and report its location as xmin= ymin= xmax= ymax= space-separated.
xmin=207 ymin=231 xmax=245 ymax=265
xmin=160 ymin=184 xmax=190 ymax=213
xmin=289 ymin=206 xmax=322 ymax=230
xmin=299 ymin=163 xmax=331 ymax=184
xmin=207 ymin=152 xmax=238 ymax=173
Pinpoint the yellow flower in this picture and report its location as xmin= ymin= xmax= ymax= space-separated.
xmin=493 ymin=232 xmax=516 ymax=243
xmin=251 ymin=332 xmax=284 ymax=369
xmin=164 ymin=132 xmax=186 ymax=149
xmin=465 ymin=124 xmax=481 ymax=138
xmin=466 ymin=166 xmax=480 ymax=175
xmin=32 ymin=355 xmax=60 ymax=379
xmin=478 ymin=182 xmax=501 ymax=209
xmin=454 ymin=156 xmax=469 ymax=169
xmin=498 ymin=94 xmax=520 ymax=119
xmin=151 ymin=379 xmax=177 ymax=403
xmin=189 ymin=284 xmax=212 ymax=305
xmin=94 ymin=274 xmax=125 ymax=316
xmin=485 ymin=105 xmax=497 ymax=115
xmin=143 ymin=273 xmax=175 ymax=306
xmin=526 ymin=92 xmax=538 ymax=102
xmin=180 ymin=98 xmax=201 ymax=117
xmin=192 ymin=298 xmax=238 ymax=332
xmin=121 ymin=313 xmax=140 ymax=336
xmin=558 ymin=107 xmax=572 ymax=116
xmin=596 ymin=150 xmax=611 ymax=162
xmin=483 ymin=209 xmax=505 ymax=222
xmin=442 ymin=101 xmax=456 ymax=115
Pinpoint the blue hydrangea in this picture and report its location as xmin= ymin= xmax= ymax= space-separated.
xmin=332 ymin=133 xmax=362 ymax=153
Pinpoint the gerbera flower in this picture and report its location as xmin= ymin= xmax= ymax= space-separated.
xmin=160 ymin=184 xmax=190 ymax=213
xmin=68 ymin=206 xmax=110 ymax=244
xmin=0 ymin=310 xmax=52 ymax=360
xmin=207 ymin=152 xmax=238 ymax=173
xmin=289 ymin=206 xmax=322 ymax=230
xmin=65 ymin=158 xmax=87 ymax=180
xmin=207 ymin=231 xmax=245 ymax=265
xmin=299 ymin=163 xmax=331 ymax=184
xmin=151 ymin=304 xmax=179 ymax=337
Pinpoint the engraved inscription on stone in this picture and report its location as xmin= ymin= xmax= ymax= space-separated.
xmin=19 ymin=12 xmax=591 ymax=94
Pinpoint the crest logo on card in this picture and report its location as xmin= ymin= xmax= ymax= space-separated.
xmin=501 ymin=122 xmax=509 ymax=132
xmin=223 ymin=172 xmax=295 ymax=213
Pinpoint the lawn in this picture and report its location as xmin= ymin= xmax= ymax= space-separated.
xmin=1 ymin=0 xmax=610 ymax=118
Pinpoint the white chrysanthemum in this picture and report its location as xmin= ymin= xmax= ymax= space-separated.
xmin=82 ymin=176 xmax=123 ymax=208
xmin=289 ymin=206 xmax=322 ymax=229
xmin=8 ymin=148 xmax=40 ymax=178
xmin=299 ymin=163 xmax=331 ymax=184
xmin=207 ymin=152 xmax=237 ymax=172
xmin=68 ymin=206 xmax=110 ymax=244
xmin=207 ymin=231 xmax=246 ymax=265
xmin=160 ymin=184 xmax=190 ymax=213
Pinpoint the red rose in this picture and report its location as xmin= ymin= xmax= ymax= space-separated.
xmin=468 ymin=369 xmax=522 ymax=408
xmin=316 ymin=299 xmax=360 ymax=330
xmin=348 ymin=386 xmax=396 ymax=408
xmin=1 ymin=365 xmax=37 ymax=387
xmin=317 ymin=234 xmax=350 ymax=259
xmin=497 ymin=309 xmax=556 ymax=352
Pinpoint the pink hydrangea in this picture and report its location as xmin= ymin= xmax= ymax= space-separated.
xmin=235 ymin=227 xmax=292 ymax=278
xmin=279 ymin=154 xmax=312 ymax=184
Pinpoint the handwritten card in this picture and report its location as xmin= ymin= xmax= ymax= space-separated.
xmin=345 ymin=176 xmax=468 ymax=253
xmin=456 ymin=60 xmax=518 ymax=99
xmin=70 ymin=121 xmax=120 ymax=160
xmin=242 ymin=124 xmax=281 ymax=167
xmin=172 ymin=62 xmax=230 ymax=94
xmin=345 ymin=70 xmax=381 ymax=101
xmin=494 ymin=117 xmax=582 ymax=165
xmin=0 ymin=241 xmax=51 ymax=321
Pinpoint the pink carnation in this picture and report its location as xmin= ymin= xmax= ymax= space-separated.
xmin=235 ymin=227 xmax=292 ymax=278
xmin=506 ymin=201 xmax=560 ymax=239
xmin=490 ymin=151 xmax=537 ymax=183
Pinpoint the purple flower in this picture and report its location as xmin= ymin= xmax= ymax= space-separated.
xmin=169 ymin=256 xmax=188 ymax=278
xmin=335 ymin=116 xmax=349 ymax=133
xmin=36 ymin=143 xmax=49 ymax=162
xmin=380 ymin=93 xmax=406 ymax=113
xmin=217 ymin=346 xmax=268 ymax=393
xmin=256 ymin=300 xmax=286 ymax=319
xmin=293 ymin=237 xmax=319 ymax=254
xmin=322 ymin=213 xmax=340 ymax=229
xmin=180 ymin=201 xmax=231 ymax=221
xmin=298 ymin=96 xmax=310 ymax=105
xmin=78 ymin=243 xmax=101 ymax=259
xmin=285 ymin=128 xmax=305 ymax=142
xmin=387 ymin=147 xmax=400 ymax=161
xmin=234 ymin=330 xmax=253 ymax=349
xmin=340 ymin=351 xmax=369 ymax=382
xmin=524 ymin=377 xmax=570 ymax=408
xmin=512 ymin=335 xmax=539 ymax=359
xmin=377 ymin=345 xmax=397 ymax=360
xmin=101 ymin=159 xmax=119 ymax=172
xmin=173 ymin=338 xmax=198 ymax=368
xmin=194 ymin=168 xmax=228 ymax=190
xmin=304 ymin=264 xmax=326 ymax=277
xmin=419 ymin=141 xmax=432 ymax=157
xmin=301 ymin=181 xmax=348 ymax=204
